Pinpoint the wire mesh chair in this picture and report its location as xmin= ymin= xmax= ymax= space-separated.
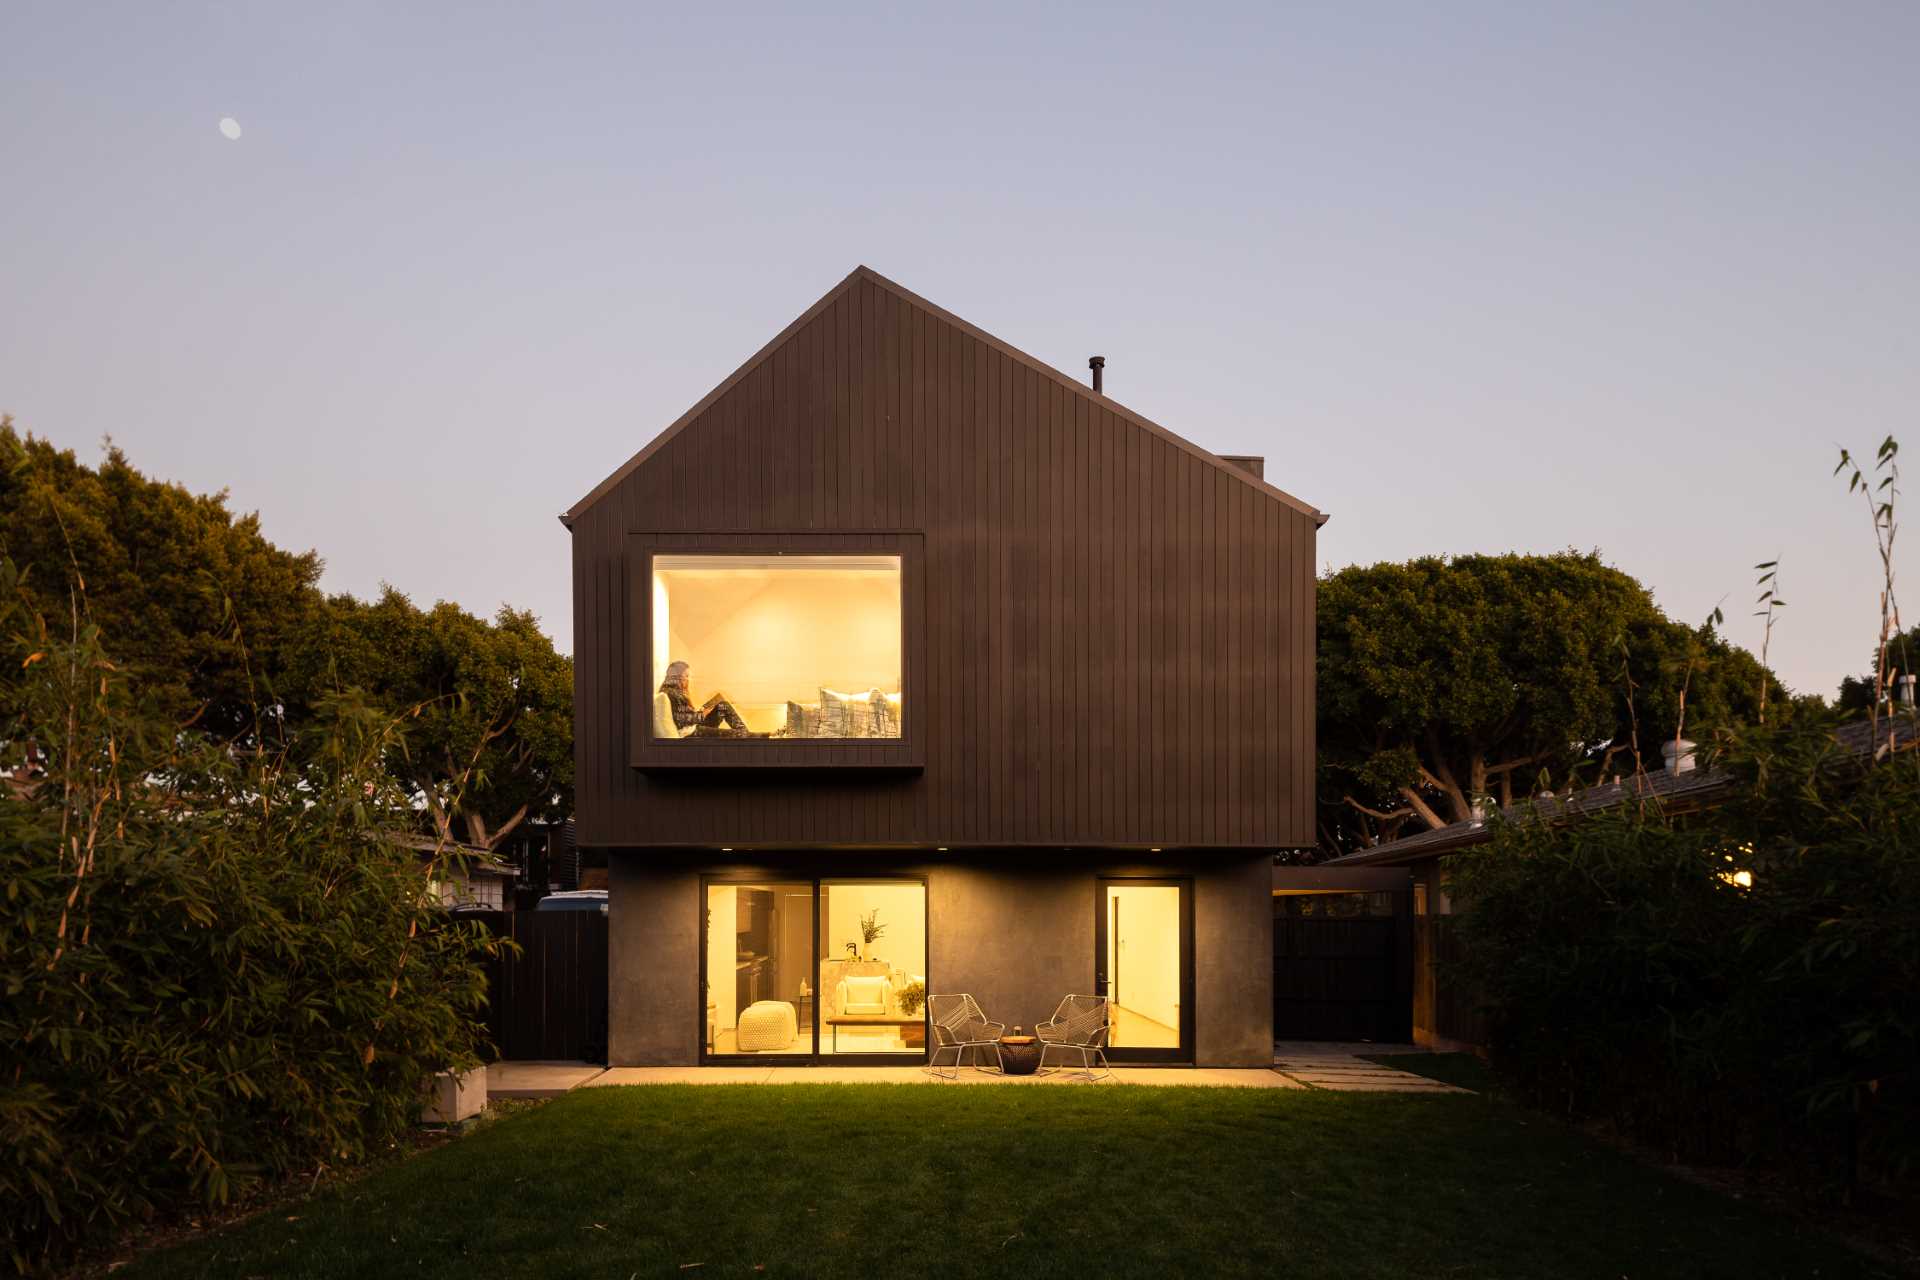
xmin=1036 ymin=994 xmax=1112 ymax=1082
xmin=924 ymin=994 xmax=1005 ymax=1080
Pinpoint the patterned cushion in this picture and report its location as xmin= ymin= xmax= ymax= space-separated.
xmin=783 ymin=692 xmax=902 ymax=739
xmin=819 ymin=688 xmax=882 ymax=738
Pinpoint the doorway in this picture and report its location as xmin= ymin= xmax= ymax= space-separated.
xmin=1095 ymin=878 xmax=1193 ymax=1063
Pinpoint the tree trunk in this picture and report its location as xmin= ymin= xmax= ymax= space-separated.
xmin=482 ymin=804 xmax=531 ymax=852
xmin=1420 ymin=729 xmax=1478 ymax=822
xmin=1397 ymin=785 xmax=1449 ymax=830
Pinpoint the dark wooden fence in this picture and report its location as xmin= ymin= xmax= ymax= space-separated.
xmin=1423 ymin=914 xmax=1488 ymax=1048
xmin=1273 ymin=902 xmax=1413 ymax=1043
xmin=469 ymin=911 xmax=610 ymax=1063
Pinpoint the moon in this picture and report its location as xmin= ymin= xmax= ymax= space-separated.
xmin=218 ymin=117 xmax=242 ymax=140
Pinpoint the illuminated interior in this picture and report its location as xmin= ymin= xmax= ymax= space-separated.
xmin=705 ymin=880 xmax=926 ymax=1057
xmin=652 ymin=555 xmax=903 ymax=739
xmin=706 ymin=882 xmax=815 ymax=1055
xmin=819 ymin=882 xmax=926 ymax=1056
xmin=1105 ymin=884 xmax=1181 ymax=1049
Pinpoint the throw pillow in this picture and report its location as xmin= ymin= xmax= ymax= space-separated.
xmin=820 ymin=687 xmax=879 ymax=738
xmin=785 ymin=701 xmax=829 ymax=737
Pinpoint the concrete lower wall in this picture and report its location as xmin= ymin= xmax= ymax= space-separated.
xmin=1194 ymin=853 xmax=1279 ymax=1065
xmin=607 ymin=850 xmax=1273 ymax=1068
xmin=608 ymin=857 xmax=702 ymax=1065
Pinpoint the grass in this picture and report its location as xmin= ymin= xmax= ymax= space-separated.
xmin=1361 ymin=1051 xmax=1499 ymax=1093
xmin=121 ymin=1084 xmax=1891 ymax=1280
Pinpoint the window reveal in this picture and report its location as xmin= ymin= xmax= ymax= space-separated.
xmin=650 ymin=554 xmax=903 ymax=741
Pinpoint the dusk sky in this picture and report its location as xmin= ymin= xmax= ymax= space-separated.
xmin=3 ymin=2 xmax=1914 ymax=699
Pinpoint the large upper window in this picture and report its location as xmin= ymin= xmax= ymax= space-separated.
xmin=650 ymin=554 xmax=903 ymax=741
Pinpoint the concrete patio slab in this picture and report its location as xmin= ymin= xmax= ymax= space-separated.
xmin=1276 ymin=1040 xmax=1425 ymax=1055
xmin=1271 ymin=1041 xmax=1471 ymax=1093
xmin=589 ymin=1067 xmax=777 ymax=1086
xmin=514 ymin=1042 xmax=1459 ymax=1094
xmin=486 ymin=1061 xmax=607 ymax=1098
xmin=583 ymin=1065 xmax=1305 ymax=1088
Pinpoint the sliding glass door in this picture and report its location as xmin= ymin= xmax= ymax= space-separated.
xmin=704 ymin=881 xmax=814 ymax=1057
xmin=818 ymin=881 xmax=927 ymax=1057
xmin=702 ymin=877 xmax=927 ymax=1063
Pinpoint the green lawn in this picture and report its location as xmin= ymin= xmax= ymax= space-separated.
xmin=123 ymin=1084 xmax=1889 ymax=1280
xmin=1360 ymin=1051 xmax=1500 ymax=1093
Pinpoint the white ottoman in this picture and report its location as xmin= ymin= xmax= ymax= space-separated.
xmin=736 ymin=1000 xmax=798 ymax=1052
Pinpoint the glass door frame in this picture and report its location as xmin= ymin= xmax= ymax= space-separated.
xmin=698 ymin=872 xmax=931 ymax=1067
xmin=1094 ymin=876 xmax=1195 ymax=1065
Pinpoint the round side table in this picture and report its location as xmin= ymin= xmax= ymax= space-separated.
xmin=998 ymin=1035 xmax=1042 ymax=1076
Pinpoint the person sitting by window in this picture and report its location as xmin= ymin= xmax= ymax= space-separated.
xmin=660 ymin=661 xmax=747 ymax=733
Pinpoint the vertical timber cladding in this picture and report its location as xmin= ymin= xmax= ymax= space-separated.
xmin=568 ymin=267 xmax=1323 ymax=849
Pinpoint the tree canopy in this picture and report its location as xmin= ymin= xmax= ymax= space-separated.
xmin=0 ymin=418 xmax=572 ymax=847
xmin=1836 ymin=622 xmax=1919 ymax=713
xmin=286 ymin=589 xmax=573 ymax=848
xmin=1 ymin=419 xmax=324 ymax=736
xmin=1317 ymin=551 xmax=1785 ymax=855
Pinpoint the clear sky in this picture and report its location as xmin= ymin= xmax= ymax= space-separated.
xmin=3 ymin=2 xmax=1914 ymax=698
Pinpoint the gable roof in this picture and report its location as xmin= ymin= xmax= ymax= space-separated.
xmin=561 ymin=265 xmax=1327 ymax=528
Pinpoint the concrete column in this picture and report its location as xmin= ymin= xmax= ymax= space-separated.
xmin=1194 ymin=852 xmax=1274 ymax=1066
xmin=608 ymin=856 xmax=701 ymax=1065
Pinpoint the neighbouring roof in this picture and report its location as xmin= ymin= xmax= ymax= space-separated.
xmin=385 ymin=832 xmax=520 ymax=878
xmin=561 ymin=265 xmax=1327 ymax=529
xmin=1272 ymin=865 xmax=1412 ymax=893
xmin=1323 ymin=712 xmax=1920 ymax=868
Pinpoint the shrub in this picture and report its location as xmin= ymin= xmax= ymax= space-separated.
xmin=0 ymin=561 xmax=505 ymax=1272
xmin=1449 ymin=711 xmax=1919 ymax=1200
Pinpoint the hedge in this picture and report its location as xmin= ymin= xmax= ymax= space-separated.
xmin=0 ymin=562 xmax=504 ymax=1272
xmin=1448 ymin=714 xmax=1919 ymax=1200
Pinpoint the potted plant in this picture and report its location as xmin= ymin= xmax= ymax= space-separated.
xmin=895 ymin=977 xmax=927 ymax=1017
xmin=858 ymin=908 xmax=886 ymax=960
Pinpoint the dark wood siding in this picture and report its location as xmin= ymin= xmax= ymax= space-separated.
xmin=570 ymin=270 xmax=1318 ymax=850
